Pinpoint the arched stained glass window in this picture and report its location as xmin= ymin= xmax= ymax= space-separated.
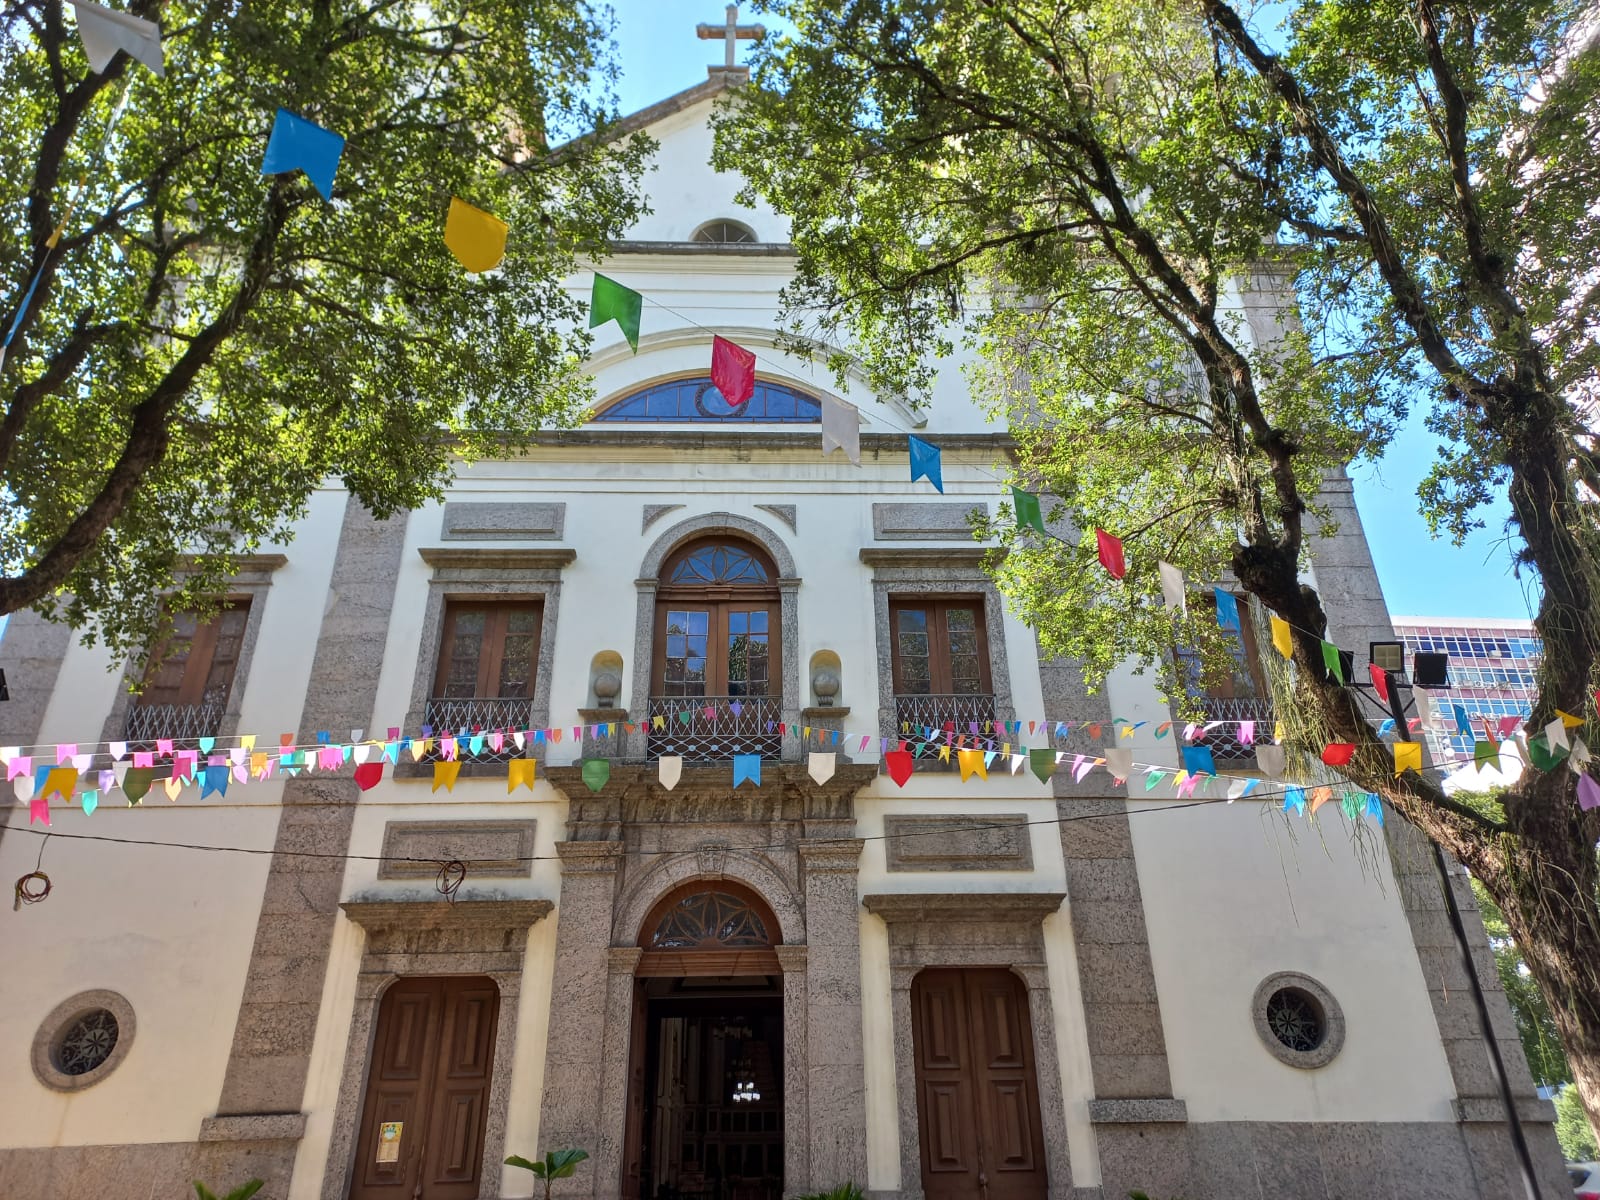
xmin=664 ymin=541 xmax=773 ymax=586
xmin=648 ymin=889 xmax=773 ymax=950
xmin=592 ymin=376 xmax=822 ymax=423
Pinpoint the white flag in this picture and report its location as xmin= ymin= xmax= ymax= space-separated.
xmin=1158 ymin=561 xmax=1186 ymax=613
xmin=70 ymin=0 xmax=164 ymax=76
xmin=807 ymin=751 xmax=836 ymax=785
xmin=1545 ymin=717 xmax=1569 ymax=753
xmin=820 ymin=394 xmax=861 ymax=465
xmin=1254 ymin=744 xmax=1287 ymax=779
xmin=1104 ymin=748 xmax=1134 ymax=781
xmin=658 ymin=755 xmax=683 ymax=791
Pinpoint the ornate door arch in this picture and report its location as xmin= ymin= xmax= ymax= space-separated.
xmin=636 ymin=880 xmax=782 ymax=977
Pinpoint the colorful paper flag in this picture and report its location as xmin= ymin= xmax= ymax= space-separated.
xmin=260 ymin=108 xmax=345 ymax=200
xmin=1104 ymin=748 xmax=1133 ymax=782
xmin=589 ymin=273 xmax=642 ymax=351
xmin=1283 ymin=786 xmax=1306 ymax=815
xmin=1321 ymin=640 xmax=1345 ymax=684
xmin=1029 ymin=748 xmax=1056 ymax=784
xmin=1254 ymin=744 xmax=1286 ymax=778
xmin=507 ymin=759 xmax=536 ymax=792
xmin=41 ymin=766 xmax=77 ymax=801
xmin=1181 ymin=745 xmax=1217 ymax=777
xmin=957 ymin=748 xmax=987 ymax=781
xmin=821 ymin=395 xmax=861 ymax=464
xmin=432 ymin=760 xmax=461 ymax=792
xmin=711 ymin=335 xmax=757 ymax=408
xmin=1095 ymin=529 xmax=1126 ymax=580
xmin=582 ymin=758 xmax=611 ymax=792
xmin=1012 ymin=488 xmax=1046 ymax=536
xmin=1158 ymin=561 xmax=1185 ymax=612
xmin=808 ymin=752 xmax=836 ymax=785
xmin=908 ymin=435 xmax=943 ymax=492
xmin=1321 ymin=743 xmax=1356 ymax=766
xmin=656 ymin=755 xmax=683 ymax=790
xmin=885 ymin=749 xmax=914 ymax=787
xmin=443 ymin=197 xmax=509 ymax=272
xmin=29 ymin=795 xmax=50 ymax=825
xmin=732 ymin=754 xmax=761 ymax=788
xmin=1393 ymin=741 xmax=1422 ymax=776
xmin=70 ymin=0 xmax=163 ymax=76
xmin=1214 ymin=589 xmax=1240 ymax=632
xmin=1579 ymin=774 xmax=1600 ymax=811
xmin=1368 ymin=664 xmax=1391 ymax=703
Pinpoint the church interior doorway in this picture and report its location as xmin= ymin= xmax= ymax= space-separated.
xmin=635 ymin=976 xmax=784 ymax=1200
xmin=625 ymin=883 xmax=786 ymax=1200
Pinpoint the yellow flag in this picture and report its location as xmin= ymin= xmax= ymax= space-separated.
xmin=42 ymin=766 xmax=77 ymax=801
xmin=432 ymin=760 xmax=461 ymax=792
xmin=240 ymin=734 xmax=257 ymax=752
xmin=1393 ymin=741 xmax=1422 ymax=776
xmin=250 ymin=751 xmax=269 ymax=778
xmin=938 ymin=744 xmax=951 ymax=763
xmin=1271 ymin=615 xmax=1292 ymax=659
xmin=163 ymin=775 xmax=184 ymax=801
xmin=957 ymin=748 xmax=987 ymax=781
xmin=507 ymin=759 xmax=536 ymax=793
xmin=444 ymin=197 xmax=509 ymax=272
xmin=410 ymin=737 xmax=431 ymax=762
xmin=1557 ymin=709 xmax=1585 ymax=729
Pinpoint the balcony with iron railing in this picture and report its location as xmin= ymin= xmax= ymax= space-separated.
xmin=646 ymin=695 xmax=782 ymax=763
xmin=125 ymin=700 xmax=225 ymax=751
xmin=422 ymin=696 xmax=535 ymax=764
xmin=893 ymin=694 xmax=999 ymax=769
xmin=1190 ymin=694 xmax=1274 ymax=765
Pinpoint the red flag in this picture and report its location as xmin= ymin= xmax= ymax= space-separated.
xmin=1095 ymin=529 xmax=1126 ymax=580
xmin=1320 ymin=743 xmax=1356 ymax=766
xmin=711 ymin=335 xmax=756 ymax=408
xmin=1367 ymin=663 xmax=1390 ymax=703
xmin=885 ymin=750 xmax=914 ymax=787
xmin=354 ymin=762 xmax=383 ymax=791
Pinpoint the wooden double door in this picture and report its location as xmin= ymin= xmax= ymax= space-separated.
xmin=349 ymin=976 xmax=500 ymax=1199
xmin=911 ymin=969 xmax=1048 ymax=1200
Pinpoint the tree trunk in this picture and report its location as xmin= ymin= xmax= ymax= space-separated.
xmin=1493 ymin=843 xmax=1600 ymax=1145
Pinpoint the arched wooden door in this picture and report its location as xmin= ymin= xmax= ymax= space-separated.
xmin=911 ymin=968 xmax=1048 ymax=1200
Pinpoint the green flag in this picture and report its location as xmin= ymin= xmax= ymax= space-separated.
xmin=1011 ymin=487 xmax=1046 ymax=535
xmin=1473 ymin=740 xmax=1497 ymax=770
xmin=1321 ymin=639 xmax=1345 ymax=684
xmin=1029 ymin=747 xmax=1056 ymax=784
xmin=122 ymin=766 xmax=157 ymax=804
xmin=589 ymin=273 xmax=642 ymax=352
xmin=1527 ymin=734 xmax=1569 ymax=772
xmin=581 ymin=757 xmax=612 ymax=792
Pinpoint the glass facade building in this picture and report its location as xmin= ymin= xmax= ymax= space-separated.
xmin=1391 ymin=616 xmax=1542 ymax=767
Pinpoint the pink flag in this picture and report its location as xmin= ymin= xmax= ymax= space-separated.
xmin=711 ymin=335 xmax=757 ymax=408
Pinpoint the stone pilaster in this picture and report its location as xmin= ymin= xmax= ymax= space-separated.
xmin=796 ymin=834 xmax=868 ymax=1191
xmin=0 ymin=609 xmax=73 ymax=854
xmin=214 ymin=499 xmax=409 ymax=1124
xmin=538 ymin=841 xmax=626 ymax=1200
xmin=775 ymin=944 xmax=811 ymax=1197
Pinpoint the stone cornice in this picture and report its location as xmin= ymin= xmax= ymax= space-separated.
xmin=515 ymin=431 xmax=1017 ymax=454
xmin=862 ymin=892 xmax=1066 ymax=924
xmin=546 ymin=761 xmax=878 ymax=818
xmin=858 ymin=547 xmax=1005 ymax=570
xmin=340 ymin=899 xmax=552 ymax=933
xmin=417 ymin=547 xmax=577 ymax=571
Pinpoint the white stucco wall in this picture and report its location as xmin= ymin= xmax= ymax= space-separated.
xmin=1132 ymin=798 xmax=1458 ymax=1122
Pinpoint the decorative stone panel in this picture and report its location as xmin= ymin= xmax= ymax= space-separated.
xmin=883 ymin=814 xmax=1033 ymax=871
xmin=871 ymin=501 xmax=987 ymax=540
xmin=376 ymin=819 xmax=537 ymax=879
xmin=440 ymin=501 xmax=565 ymax=541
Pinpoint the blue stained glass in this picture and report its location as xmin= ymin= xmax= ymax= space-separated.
xmin=593 ymin=376 xmax=823 ymax=423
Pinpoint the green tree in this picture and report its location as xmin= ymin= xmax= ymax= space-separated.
xmin=1559 ymin=1083 xmax=1600 ymax=1161
xmin=715 ymin=0 xmax=1600 ymax=1133
xmin=1472 ymin=877 xmax=1571 ymax=1089
xmin=0 ymin=0 xmax=650 ymax=660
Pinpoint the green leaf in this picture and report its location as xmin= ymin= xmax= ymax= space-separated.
xmin=505 ymin=1155 xmax=546 ymax=1178
xmin=545 ymin=1148 xmax=590 ymax=1178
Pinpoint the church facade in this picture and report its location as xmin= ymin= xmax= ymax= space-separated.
xmin=0 ymin=63 xmax=1571 ymax=1200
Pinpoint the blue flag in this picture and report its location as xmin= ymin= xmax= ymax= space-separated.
xmin=1452 ymin=704 xmax=1472 ymax=735
xmin=1214 ymin=588 xmax=1240 ymax=632
xmin=908 ymin=435 xmax=944 ymax=493
xmin=1181 ymin=745 xmax=1217 ymax=777
xmin=733 ymin=754 xmax=762 ymax=788
xmin=1282 ymin=786 xmax=1306 ymax=815
xmin=1364 ymin=794 xmax=1385 ymax=826
xmin=261 ymin=108 xmax=345 ymax=200
xmin=201 ymin=763 xmax=230 ymax=799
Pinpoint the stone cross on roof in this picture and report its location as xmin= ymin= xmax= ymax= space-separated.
xmin=696 ymin=3 xmax=765 ymax=69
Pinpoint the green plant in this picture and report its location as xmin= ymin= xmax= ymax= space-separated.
xmin=504 ymin=1148 xmax=589 ymax=1200
xmin=192 ymin=1181 xmax=264 ymax=1200
xmin=794 ymin=1186 xmax=864 ymax=1200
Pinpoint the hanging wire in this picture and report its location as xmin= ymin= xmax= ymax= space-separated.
xmin=13 ymin=833 xmax=53 ymax=911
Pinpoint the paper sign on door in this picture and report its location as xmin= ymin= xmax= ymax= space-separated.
xmin=376 ymin=1121 xmax=402 ymax=1163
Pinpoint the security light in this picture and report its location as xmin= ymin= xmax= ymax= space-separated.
xmin=1369 ymin=641 xmax=1405 ymax=674
xmin=1412 ymin=652 xmax=1450 ymax=689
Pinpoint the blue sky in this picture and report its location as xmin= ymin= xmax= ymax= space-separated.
xmin=608 ymin=0 xmax=1535 ymax=622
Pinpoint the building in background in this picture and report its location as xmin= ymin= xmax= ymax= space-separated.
xmin=1393 ymin=616 xmax=1542 ymax=766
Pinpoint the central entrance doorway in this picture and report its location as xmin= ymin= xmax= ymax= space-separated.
xmin=625 ymin=883 xmax=785 ymax=1200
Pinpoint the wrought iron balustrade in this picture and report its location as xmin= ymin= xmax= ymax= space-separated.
xmin=646 ymin=695 xmax=781 ymax=763
xmin=1190 ymin=694 xmax=1274 ymax=764
xmin=126 ymin=701 xmax=225 ymax=749
xmin=422 ymin=696 xmax=535 ymax=763
xmin=893 ymin=694 xmax=999 ymax=770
